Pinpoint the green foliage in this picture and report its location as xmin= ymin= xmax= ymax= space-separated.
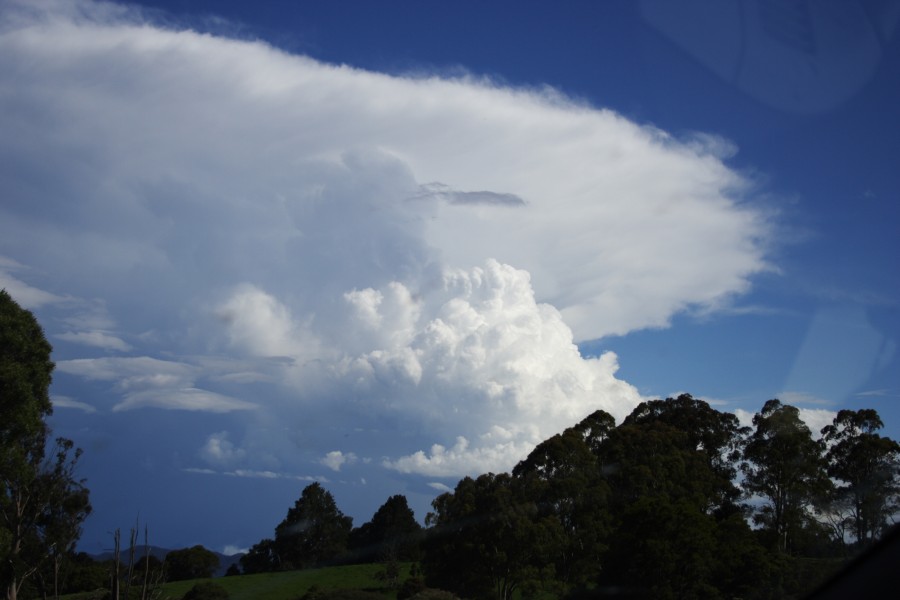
xmin=396 ymin=577 xmax=426 ymax=599
xmin=623 ymin=393 xmax=748 ymax=511
xmin=133 ymin=393 xmax=897 ymax=600
xmin=182 ymin=581 xmax=230 ymax=600
xmin=423 ymin=473 xmax=563 ymax=600
xmin=512 ymin=413 xmax=613 ymax=587
xmin=596 ymin=399 xmax=767 ymax=599
xmin=166 ymin=545 xmax=220 ymax=581
xmin=0 ymin=290 xmax=54 ymax=444
xmin=0 ymin=290 xmax=91 ymax=600
xmin=742 ymin=399 xmax=831 ymax=554
xmin=821 ymin=409 xmax=900 ymax=546
xmin=602 ymin=495 xmax=719 ymax=599
xmin=59 ymin=552 xmax=109 ymax=595
xmin=349 ymin=495 xmax=422 ymax=563
xmin=240 ymin=538 xmax=279 ymax=574
xmin=273 ymin=483 xmax=353 ymax=570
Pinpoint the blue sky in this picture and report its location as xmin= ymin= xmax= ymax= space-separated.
xmin=1 ymin=0 xmax=898 ymax=556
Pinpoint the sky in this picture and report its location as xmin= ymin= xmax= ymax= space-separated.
xmin=1 ymin=0 xmax=898 ymax=556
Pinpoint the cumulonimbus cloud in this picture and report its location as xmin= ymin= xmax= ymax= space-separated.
xmin=0 ymin=0 xmax=776 ymax=477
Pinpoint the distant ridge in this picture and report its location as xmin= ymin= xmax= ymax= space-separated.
xmin=90 ymin=545 xmax=244 ymax=577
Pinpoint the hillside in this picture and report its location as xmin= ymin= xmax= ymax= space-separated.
xmin=90 ymin=546 xmax=243 ymax=578
xmin=62 ymin=562 xmax=411 ymax=600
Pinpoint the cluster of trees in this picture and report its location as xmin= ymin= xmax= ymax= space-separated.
xmin=240 ymin=486 xmax=422 ymax=574
xmin=239 ymin=395 xmax=899 ymax=600
xmin=421 ymin=396 xmax=900 ymax=599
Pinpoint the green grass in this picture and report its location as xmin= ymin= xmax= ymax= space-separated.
xmin=61 ymin=563 xmax=411 ymax=600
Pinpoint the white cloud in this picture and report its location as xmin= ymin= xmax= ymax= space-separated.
xmin=56 ymin=356 xmax=195 ymax=387
xmin=0 ymin=1 xmax=776 ymax=478
xmin=112 ymin=388 xmax=256 ymax=413
xmin=734 ymin=405 xmax=837 ymax=440
xmin=797 ymin=408 xmax=837 ymax=439
xmin=777 ymin=391 xmax=832 ymax=406
xmin=216 ymin=284 xmax=319 ymax=360
xmin=182 ymin=467 xmax=217 ymax=475
xmin=222 ymin=545 xmax=248 ymax=556
xmin=321 ymin=450 xmax=358 ymax=472
xmin=385 ymin=436 xmax=538 ymax=477
xmin=340 ymin=261 xmax=643 ymax=475
xmin=224 ymin=469 xmax=324 ymax=482
xmin=56 ymin=356 xmax=256 ymax=412
xmin=57 ymin=330 xmax=131 ymax=352
xmin=200 ymin=431 xmax=247 ymax=466
xmin=0 ymin=258 xmax=66 ymax=308
xmin=428 ymin=482 xmax=453 ymax=492
xmin=52 ymin=394 xmax=97 ymax=414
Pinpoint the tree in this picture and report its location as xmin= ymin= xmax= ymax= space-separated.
xmin=423 ymin=473 xmax=563 ymax=600
xmin=594 ymin=400 xmax=773 ymax=598
xmin=821 ymin=409 xmax=900 ymax=546
xmin=597 ymin=419 xmax=728 ymax=598
xmin=239 ymin=538 xmax=278 ymax=574
xmin=512 ymin=415 xmax=613 ymax=589
xmin=273 ymin=483 xmax=353 ymax=570
xmin=1 ymin=290 xmax=91 ymax=600
xmin=165 ymin=546 xmax=219 ymax=581
xmin=742 ymin=399 xmax=830 ymax=554
xmin=29 ymin=438 xmax=93 ymax=600
xmin=623 ymin=393 xmax=748 ymax=512
xmin=349 ymin=495 xmax=422 ymax=563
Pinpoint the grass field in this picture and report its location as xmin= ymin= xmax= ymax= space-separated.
xmin=62 ymin=562 xmax=412 ymax=600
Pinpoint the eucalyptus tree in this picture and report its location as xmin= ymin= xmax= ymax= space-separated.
xmin=623 ymin=394 xmax=749 ymax=514
xmin=423 ymin=473 xmax=564 ymax=600
xmin=1 ymin=290 xmax=91 ymax=600
xmin=821 ymin=409 xmax=900 ymax=546
xmin=742 ymin=399 xmax=830 ymax=554
xmin=349 ymin=494 xmax=422 ymax=563
xmin=274 ymin=483 xmax=353 ymax=569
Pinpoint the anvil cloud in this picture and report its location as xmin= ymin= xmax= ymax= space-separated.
xmin=1 ymin=1 xmax=772 ymax=482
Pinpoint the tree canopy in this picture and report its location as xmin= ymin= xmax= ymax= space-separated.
xmin=742 ymin=399 xmax=831 ymax=554
xmin=273 ymin=483 xmax=353 ymax=570
xmin=821 ymin=409 xmax=900 ymax=546
xmin=1 ymin=290 xmax=91 ymax=600
xmin=349 ymin=494 xmax=422 ymax=562
xmin=235 ymin=394 xmax=898 ymax=600
xmin=166 ymin=545 xmax=220 ymax=581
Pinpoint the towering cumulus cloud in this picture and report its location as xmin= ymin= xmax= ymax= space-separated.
xmin=0 ymin=0 xmax=772 ymax=477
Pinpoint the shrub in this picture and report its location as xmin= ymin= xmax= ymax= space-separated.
xmin=397 ymin=577 xmax=426 ymax=599
xmin=182 ymin=581 xmax=230 ymax=600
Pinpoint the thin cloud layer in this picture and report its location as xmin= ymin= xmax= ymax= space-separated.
xmin=0 ymin=0 xmax=775 ymax=477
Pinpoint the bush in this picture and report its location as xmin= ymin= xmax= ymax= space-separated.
xmin=397 ymin=577 xmax=426 ymax=599
xmin=182 ymin=581 xmax=230 ymax=600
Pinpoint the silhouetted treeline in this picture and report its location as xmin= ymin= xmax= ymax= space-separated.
xmin=51 ymin=394 xmax=897 ymax=600
xmin=420 ymin=395 xmax=899 ymax=599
